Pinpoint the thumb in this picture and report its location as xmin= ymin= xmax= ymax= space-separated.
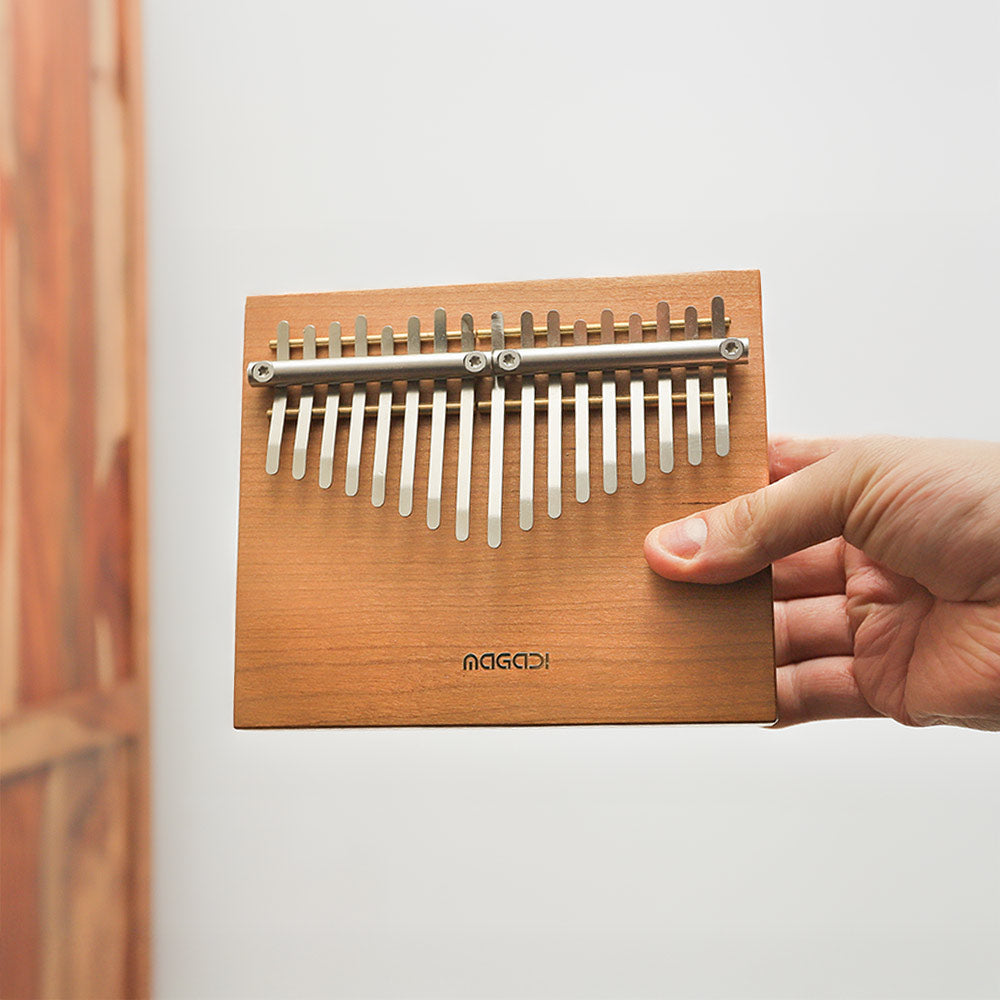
xmin=644 ymin=447 xmax=857 ymax=583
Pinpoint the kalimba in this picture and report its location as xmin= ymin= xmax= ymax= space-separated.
xmin=235 ymin=272 xmax=776 ymax=727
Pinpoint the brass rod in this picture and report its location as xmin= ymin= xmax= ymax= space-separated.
xmin=268 ymin=389 xmax=728 ymax=420
xmin=269 ymin=316 xmax=730 ymax=350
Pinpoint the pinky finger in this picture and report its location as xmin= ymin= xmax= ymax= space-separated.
xmin=773 ymin=657 xmax=882 ymax=728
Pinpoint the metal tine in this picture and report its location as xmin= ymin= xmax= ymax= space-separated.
xmin=573 ymin=319 xmax=590 ymax=503
xmin=628 ymin=313 xmax=645 ymax=484
xmin=371 ymin=325 xmax=394 ymax=507
xmin=684 ymin=306 xmax=702 ymax=466
xmin=265 ymin=321 xmax=290 ymax=474
xmin=426 ymin=308 xmax=448 ymax=529
xmin=318 ymin=322 xmax=341 ymax=488
xmin=487 ymin=312 xmax=505 ymax=548
xmin=455 ymin=313 xmax=475 ymax=541
xmin=519 ymin=311 xmax=535 ymax=530
xmin=292 ymin=325 xmax=316 ymax=479
xmin=656 ymin=302 xmax=673 ymax=474
xmin=600 ymin=309 xmax=617 ymax=494
xmin=398 ymin=316 xmax=420 ymax=516
xmin=546 ymin=310 xmax=562 ymax=519
xmin=710 ymin=295 xmax=730 ymax=456
xmin=345 ymin=315 xmax=367 ymax=495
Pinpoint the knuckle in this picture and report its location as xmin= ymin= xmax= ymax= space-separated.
xmin=723 ymin=489 xmax=769 ymax=555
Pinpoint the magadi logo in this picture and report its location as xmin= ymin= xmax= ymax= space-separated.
xmin=462 ymin=652 xmax=549 ymax=671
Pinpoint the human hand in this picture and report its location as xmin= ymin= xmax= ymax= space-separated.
xmin=643 ymin=436 xmax=1000 ymax=730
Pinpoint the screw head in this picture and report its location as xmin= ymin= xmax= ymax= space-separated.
xmin=497 ymin=349 xmax=521 ymax=372
xmin=251 ymin=361 xmax=275 ymax=383
xmin=464 ymin=351 xmax=487 ymax=373
xmin=720 ymin=339 xmax=744 ymax=361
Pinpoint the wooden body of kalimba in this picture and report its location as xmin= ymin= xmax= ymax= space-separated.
xmin=235 ymin=271 xmax=775 ymax=726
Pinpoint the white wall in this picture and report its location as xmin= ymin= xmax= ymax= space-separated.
xmin=144 ymin=2 xmax=1000 ymax=997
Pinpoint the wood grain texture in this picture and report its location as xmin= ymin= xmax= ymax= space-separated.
xmin=0 ymin=773 xmax=45 ymax=999
xmin=0 ymin=0 xmax=149 ymax=994
xmin=236 ymin=271 xmax=776 ymax=727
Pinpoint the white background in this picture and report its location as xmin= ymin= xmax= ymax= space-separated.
xmin=144 ymin=2 xmax=999 ymax=997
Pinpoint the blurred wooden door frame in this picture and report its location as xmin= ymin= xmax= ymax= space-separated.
xmin=0 ymin=0 xmax=149 ymax=996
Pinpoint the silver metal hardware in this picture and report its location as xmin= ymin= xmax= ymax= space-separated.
xmin=519 ymin=312 xmax=535 ymax=531
xmin=684 ymin=306 xmax=702 ymax=466
xmin=371 ymin=325 xmax=393 ymax=507
xmin=487 ymin=312 xmax=505 ymax=549
xmin=247 ymin=337 xmax=748 ymax=388
xmin=345 ymin=315 xmax=367 ymax=496
xmin=656 ymin=301 xmax=673 ymax=474
xmin=426 ymin=308 xmax=447 ymax=529
xmin=573 ymin=319 xmax=590 ymax=504
xmin=711 ymin=296 xmax=731 ymax=457
xmin=318 ymin=321 xmax=341 ymax=489
xmin=398 ymin=317 xmax=420 ymax=517
xmin=546 ymin=310 xmax=562 ymax=519
xmin=455 ymin=313 xmax=475 ymax=541
xmin=264 ymin=321 xmax=289 ymax=474
xmin=251 ymin=297 xmax=748 ymax=547
xmin=628 ymin=313 xmax=645 ymax=485
xmin=292 ymin=325 xmax=316 ymax=480
xmin=600 ymin=309 xmax=617 ymax=495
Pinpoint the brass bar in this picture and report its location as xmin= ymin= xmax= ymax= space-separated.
xmin=270 ymin=389 xmax=727 ymax=420
xmin=269 ymin=315 xmax=729 ymax=350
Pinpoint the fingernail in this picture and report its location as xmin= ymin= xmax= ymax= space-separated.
xmin=654 ymin=517 xmax=707 ymax=559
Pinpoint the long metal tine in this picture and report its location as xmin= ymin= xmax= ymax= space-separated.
xmin=487 ymin=312 xmax=505 ymax=548
xmin=574 ymin=319 xmax=590 ymax=503
xmin=546 ymin=310 xmax=562 ymax=519
xmin=711 ymin=295 xmax=730 ymax=456
xmin=600 ymin=309 xmax=617 ymax=494
xmin=318 ymin=322 xmax=341 ymax=488
xmin=628 ymin=313 xmax=645 ymax=484
xmin=398 ymin=316 xmax=420 ymax=516
xmin=455 ymin=313 xmax=475 ymax=541
xmin=292 ymin=325 xmax=316 ymax=479
xmin=519 ymin=311 xmax=535 ymax=530
xmin=371 ymin=325 xmax=394 ymax=506
xmin=684 ymin=306 xmax=702 ymax=466
xmin=656 ymin=302 xmax=674 ymax=474
xmin=426 ymin=308 xmax=447 ymax=529
xmin=345 ymin=315 xmax=367 ymax=495
xmin=265 ymin=321 xmax=289 ymax=474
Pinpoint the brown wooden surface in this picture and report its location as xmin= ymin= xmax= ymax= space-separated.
xmin=0 ymin=0 xmax=149 ymax=995
xmin=236 ymin=271 xmax=775 ymax=727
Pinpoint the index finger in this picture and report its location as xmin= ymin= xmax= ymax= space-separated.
xmin=769 ymin=436 xmax=854 ymax=482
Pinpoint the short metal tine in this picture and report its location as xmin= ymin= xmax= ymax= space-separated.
xmin=398 ymin=316 xmax=420 ymax=516
xmin=546 ymin=310 xmax=562 ymax=519
xmin=628 ymin=313 xmax=645 ymax=484
xmin=426 ymin=308 xmax=447 ymax=529
xmin=684 ymin=306 xmax=702 ymax=466
xmin=345 ymin=314 xmax=367 ymax=495
xmin=487 ymin=312 xmax=505 ymax=548
xmin=600 ymin=309 xmax=617 ymax=494
xmin=573 ymin=319 xmax=590 ymax=503
xmin=656 ymin=301 xmax=673 ymax=474
xmin=265 ymin=321 xmax=290 ymax=474
xmin=318 ymin=322 xmax=341 ymax=488
xmin=710 ymin=295 xmax=730 ymax=457
xmin=455 ymin=313 xmax=475 ymax=541
xmin=371 ymin=325 xmax=394 ymax=507
xmin=519 ymin=311 xmax=535 ymax=531
xmin=291 ymin=325 xmax=316 ymax=480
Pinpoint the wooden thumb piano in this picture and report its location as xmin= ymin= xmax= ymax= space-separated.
xmin=234 ymin=271 xmax=776 ymax=726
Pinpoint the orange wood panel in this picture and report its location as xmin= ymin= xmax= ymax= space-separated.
xmin=0 ymin=0 xmax=149 ymax=995
xmin=236 ymin=271 xmax=775 ymax=727
xmin=0 ymin=773 xmax=45 ymax=999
